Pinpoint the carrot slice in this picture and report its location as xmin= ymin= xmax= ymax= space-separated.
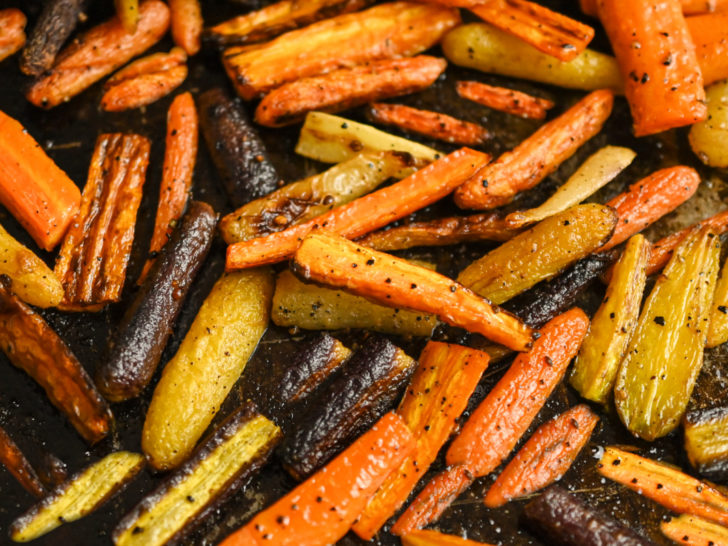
xmin=220 ymin=412 xmax=415 ymax=546
xmin=402 ymin=529 xmax=496 ymax=546
xmin=597 ymin=0 xmax=706 ymax=136
xmin=0 ymin=425 xmax=45 ymax=498
xmin=454 ymin=89 xmax=613 ymax=210
xmin=226 ymin=147 xmax=491 ymax=270
xmin=26 ymin=0 xmax=170 ymax=109
xmin=661 ymin=514 xmax=728 ymax=546
xmin=367 ymin=103 xmax=490 ymax=146
xmin=0 ymin=8 xmax=26 ymax=62
xmin=686 ymin=12 xmax=728 ymax=86
xmin=456 ymin=81 xmax=554 ymax=120
xmin=169 ymin=0 xmax=202 ymax=55
xmin=484 ymin=404 xmax=599 ymax=508
xmin=352 ymin=342 xmax=490 ymax=540
xmin=599 ymin=166 xmax=700 ymax=252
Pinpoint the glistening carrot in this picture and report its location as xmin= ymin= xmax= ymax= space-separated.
xmin=484 ymin=404 xmax=599 ymax=508
xmin=456 ymin=80 xmax=554 ymax=120
xmin=686 ymin=12 xmax=728 ymax=86
xmin=226 ymin=147 xmax=491 ymax=270
xmin=0 ymin=425 xmax=45 ymax=498
xmin=169 ymin=0 xmax=202 ymax=55
xmin=0 ymin=8 xmax=26 ymax=62
xmin=454 ymin=89 xmax=613 ymax=210
xmin=596 ymin=0 xmax=706 ymax=136
xmin=661 ymin=514 xmax=728 ymax=546
xmin=401 ymin=529 xmax=496 ymax=546
xmin=219 ymin=412 xmax=415 ymax=546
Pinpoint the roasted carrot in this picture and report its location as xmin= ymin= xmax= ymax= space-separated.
xmin=226 ymin=147 xmax=491 ymax=270
xmin=661 ymin=514 xmax=728 ymax=546
xmin=598 ymin=446 xmax=728 ymax=527
xmin=115 ymin=0 xmax=139 ymax=33
xmin=26 ymin=0 xmax=170 ymax=109
xmin=402 ymin=529 xmax=496 ymax=546
xmin=599 ymin=166 xmax=700 ymax=252
xmin=0 ymin=109 xmax=81 ymax=251
xmin=169 ymin=0 xmax=202 ymax=55
xmin=0 ymin=8 xmax=26 ymax=62
xmin=456 ymin=81 xmax=554 ymax=120
xmin=484 ymin=405 xmax=599 ymax=508
xmin=597 ymin=0 xmax=706 ymax=136
xmin=292 ymin=231 xmax=534 ymax=351
xmin=0 ymin=425 xmax=45 ymax=498
xmin=454 ymin=89 xmax=613 ymax=210
xmin=220 ymin=412 xmax=415 ymax=546
xmin=367 ymin=103 xmax=490 ymax=146
xmin=352 ymin=342 xmax=490 ymax=540
xmin=686 ymin=12 xmax=728 ymax=86
xmin=581 ymin=0 xmax=727 ymax=18
xmin=255 ymin=56 xmax=447 ymax=127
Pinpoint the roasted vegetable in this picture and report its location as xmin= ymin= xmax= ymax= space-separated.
xmin=168 ymin=0 xmax=202 ymax=55
xmin=686 ymin=11 xmax=728 ymax=86
xmin=54 ymin=133 xmax=150 ymax=310
xmin=401 ymin=531 xmax=494 ymax=546
xmin=684 ymin=407 xmax=728 ymax=481
xmin=615 ymin=227 xmax=719 ymax=440
xmin=570 ymin=235 xmax=650 ymax=404
xmin=581 ymin=0 xmax=725 ymax=16
xmin=96 ymin=202 xmax=217 ymax=402
xmin=0 ymin=9 xmax=25 ymax=63
xmin=456 ymin=80 xmax=554 ymax=120
xmin=661 ymin=514 xmax=728 ymax=545
xmin=708 ymin=257 xmax=728 ymax=348
xmin=279 ymin=337 xmax=416 ymax=480
xmin=10 ymin=452 xmax=145 ymax=542
xmin=37 ymin=453 xmax=67 ymax=490
xmin=142 ymin=269 xmax=273 ymax=471
xmin=221 ymin=2 xmax=459 ymax=100
xmin=198 ymin=87 xmax=282 ymax=209
xmin=220 ymin=412 xmax=415 ymax=546
xmin=113 ymin=402 xmax=281 ymax=546
xmin=458 ymin=204 xmax=617 ymax=304
xmin=0 ymin=425 xmax=45 ymax=498
xmin=0 ymin=277 xmax=112 ymax=444
xmin=689 ymin=80 xmax=728 ymax=168
xmin=115 ymin=0 xmax=139 ymax=33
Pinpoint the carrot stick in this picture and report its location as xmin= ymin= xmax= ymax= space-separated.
xmin=456 ymin=81 xmax=554 ymax=120
xmin=596 ymin=0 xmax=706 ymax=137
xmin=0 ymin=109 xmax=81 ymax=251
xmin=367 ymin=103 xmax=490 ymax=146
xmin=0 ymin=425 xmax=45 ymax=498
xmin=292 ymin=231 xmax=534 ymax=351
xmin=454 ymin=89 xmax=613 ymax=210
xmin=599 ymin=166 xmax=700 ymax=252
xmin=226 ymin=147 xmax=491 ymax=270
xmin=401 ymin=529 xmax=496 ymax=546
xmin=220 ymin=412 xmax=415 ymax=546
xmin=598 ymin=446 xmax=728 ymax=527
xmin=661 ymin=514 xmax=728 ymax=546
xmin=352 ymin=342 xmax=490 ymax=540
xmin=255 ymin=56 xmax=447 ymax=127
xmin=686 ymin=12 xmax=728 ymax=86
xmin=169 ymin=0 xmax=202 ymax=55
xmin=0 ymin=8 xmax=26 ymax=62
xmin=483 ymin=404 xmax=599 ymax=508
xmin=26 ymin=0 xmax=170 ymax=109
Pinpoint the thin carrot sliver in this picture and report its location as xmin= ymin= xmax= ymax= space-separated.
xmin=456 ymin=81 xmax=554 ymax=120
xmin=0 ymin=425 xmax=45 ymax=498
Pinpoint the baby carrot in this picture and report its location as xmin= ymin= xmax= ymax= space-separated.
xmin=0 ymin=8 xmax=26 ymax=62
xmin=456 ymin=80 xmax=554 ymax=120
xmin=169 ymin=0 xmax=202 ymax=55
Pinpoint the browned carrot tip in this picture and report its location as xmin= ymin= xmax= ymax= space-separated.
xmin=456 ymin=80 xmax=555 ymax=120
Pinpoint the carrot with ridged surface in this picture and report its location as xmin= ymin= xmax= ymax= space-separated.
xmin=456 ymin=81 xmax=554 ymax=120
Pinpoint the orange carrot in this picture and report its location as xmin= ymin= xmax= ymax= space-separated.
xmin=686 ymin=12 xmax=728 ymax=86
xmin=581 ymin=0 xmax=727 ymax=17
xmin=0 ymin=425 xmax=45 ymax=498
xmin=255 ymin=56 xmax=447 ymax=127
xmin=661 ymin=514 xmax=728 ymax=546
xmin=220 ymin=412 xmax=415 ymax=546
xmin=26 ymin=0 xmax=170 ymax=109
xmin=0 ymin=8 xmax=26 ymax=62
xmin=169 ymin=0 xmax=202 ymax=55
xmin=597 ymin=0 xmax=706 ymax=136
xmin=454 ymin=89 xmax=613 ymax=210
xmin=0 ymin=109 xmax=81 ymax=251
xmin=599 ymin=166 xmax=700 ymax=252
xmin=367 ymin=102 xmax=490 ymax=146
xmin=402 ymin=529 xmax=496 ymax=546
xmin=483 ymin=404 xmax=599 ymax=508
xmin=226 ymin=147 xmax=491 ymax=270
xmin=352 ymin=342 xmax=490 ymax=540
xmin=456 ymin=81 xmax=554 ymax=120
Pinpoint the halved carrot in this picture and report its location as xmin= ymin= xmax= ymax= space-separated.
xmin=581 ymin=0 xmax=727 ymax=18
xmin=220 ymin=412 xmax=415 ymax=546
xmin=26 ymin=0 xmax=170 ymax=109
xmin=456 ymin=81 xmax=554 ymax=120
xmin=661 ymin=514 xmax=728 ymax=546
xmin=597 ymin=0 xmax=706 ymax=136
xmin=484 ymin=404 xmax=599 ymax=508
xmin=0 ymin=109 xmax=81 ymax=251
xmin=454 ymin=89 xmax=613 ymax=210
xmin=0 ymin=8 xmax=26 ymax=62
xmin=0 ymin=425 xmax=45 ymax=498
xmin=686 ymin=12 xmax=728 ymax=86
xmin=352 ymin=342 xmax=490 ymax=540
xmin=367 ymin=103 xmax=490 ymax=146
xmin=169 ymin=0 xmax=202 ymax=55
xmin=226 ymin=147 xmax=491 ymax=270
xmin=402 ymin=529 xmax=496 ymax=546
xmin=255 ymin=56 xmax=447 ymax=127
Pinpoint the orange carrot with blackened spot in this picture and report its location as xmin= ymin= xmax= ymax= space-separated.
xmin=596 ymin=0 xmax=706 ymax=136
xmin=661 ymin=514 xmax=728 ymax=546
xmin=686 ymin=12 xmax=728 ymax=86
xmin=169 ymin=0 xmax=202 ymax=55
xmin=226 ymin=147 xmax=491 ymax=270
xmin=367 ymin=103 xmax=490 ymax=146
xmin=0 ymin=8 xmax=26 ymax=62
xmin=0 ymin=425 xmax=45 ymax=498
xmin=454 ymin=89 xmax=613 ymax=210
xmin=484 ymin=404 xmax=599 ymax=508
xmin=456 ymin=81 xmax=554 ymax=120
xmin=219 ymin=412 xmax=415 ymax=546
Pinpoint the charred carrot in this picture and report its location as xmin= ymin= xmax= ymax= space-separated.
xmin=456 ymin=81 xmax=554 ymax=120
xmin=454 ymin=89 xmax=613 ymax=210
xmin=662 ymin=514 xmax=728 ymax=545
xmin=220 ymin=412 xmax=415 ymax=546
xmin=226 ymin=147 xmax=491 ymax=270
xmin=255 ymin=56 xmax=447 ymax=127
xmin=292 ymin=231 xmax=534 ymax=351
xmin=352 ymin=342 xmax=490 ymax=540
xmin=599 ymin=166 xmax=700 ymax=252
xmin=598 ymin=446 xmax=728 ymax=527
xmin=484 ymin=405 xmax=598 ymax=508
xmin=402 ymin=529 xmax=495 ymax=546
xmin=169 ymin=0 xmax=202 ymax=55
xmin=686 ymin=12 xmax=728 ymax=86
xmin=0 ymin=109 xmax=81 ymax=251
xmin=26 ymin=0 xmax=170 ymax=109
xmin=367 ymin=103 xmax=490 ymax=146
xmin=0 ymin=8 xmax=26 ymax=62
xmin=597 ymin=0 xmax=706 ymax=136
xmin=0 ymin=425 xmax=45 ymax=498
